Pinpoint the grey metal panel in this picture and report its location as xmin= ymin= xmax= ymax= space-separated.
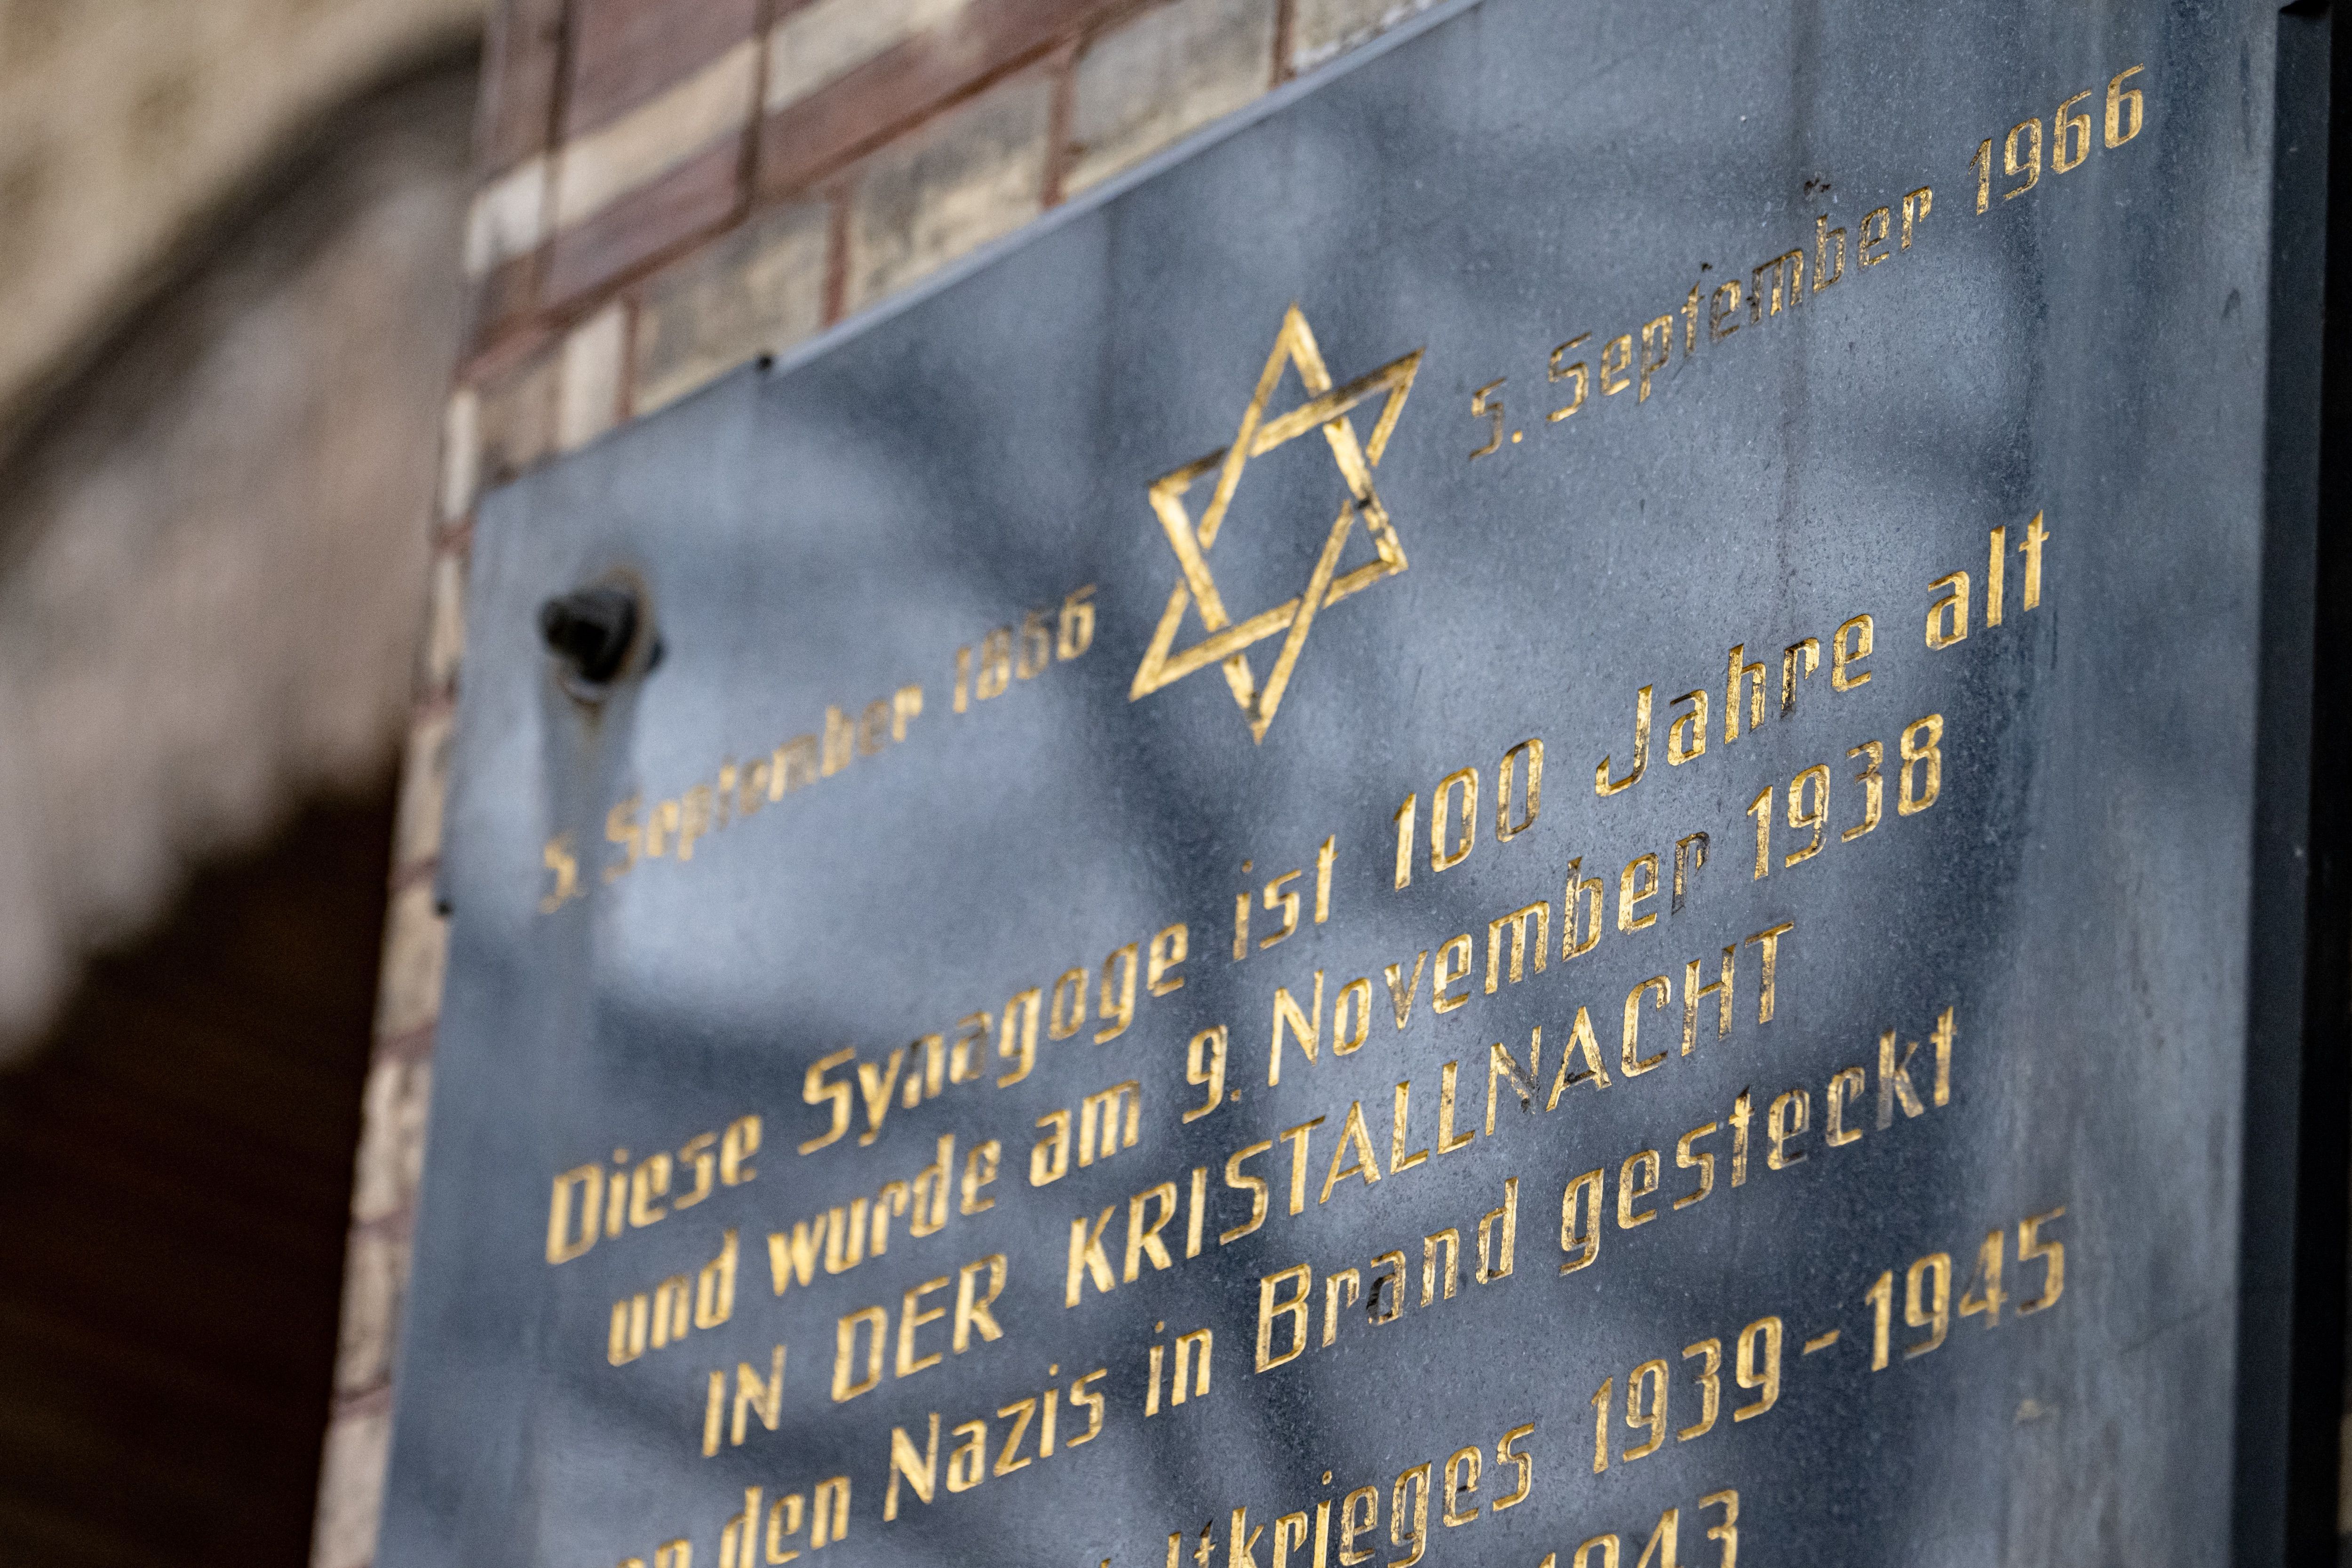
xmin=381 ymin=2 xmax=2305 ymax=1565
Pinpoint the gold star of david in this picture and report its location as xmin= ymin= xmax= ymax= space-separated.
xmin=1130 ymin=306 xmax=1423 ymax=742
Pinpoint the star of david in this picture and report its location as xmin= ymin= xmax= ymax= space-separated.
xmin=1129 ymin=305 xmax=1423 ymax=743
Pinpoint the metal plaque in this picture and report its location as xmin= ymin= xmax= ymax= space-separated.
xmin=382 ymin=2 xmax=2336 ymax=1564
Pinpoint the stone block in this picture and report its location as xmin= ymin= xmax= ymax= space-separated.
xmin=634 ymin=200 xmax=831 ymax=415
xmin=557 ymin=302 xmax=629 ymax=452
xmin=375 ymin=883 xmax=447 ymax=1042
xmin=333 ymin=1229 xmax=411 ymax=1397
xmin=1065 ymin=0 xmax=1276 ymax=195
xmin=392 ymin=708 xmax=453 ymax=873
xmin=847 ymin=72 xmax=1051 ymax=310
xmin=1290 ymin=0 xmax=1438 ymax=72
xmin=476 ymin=349 xmax=561 ymax=489
xmin=351 ymin=1054 xmax=435 ymax=1225
xmin=310 ymin=1405 xmax=393 ymax=1568
xmin=463 ymin=156 xmax=549 ymax=279
xmin=437 ymin=388 xmax=479 ymax=523
xmin=419 ymin=549 xmax=467 ymax=697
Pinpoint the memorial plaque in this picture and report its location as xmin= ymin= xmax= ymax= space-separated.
xmin=381 ymin=2 xmax=2345 ymax=1563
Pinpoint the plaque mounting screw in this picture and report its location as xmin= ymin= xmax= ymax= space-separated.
xmin=538 ymin=585 xmax=640 ymax=685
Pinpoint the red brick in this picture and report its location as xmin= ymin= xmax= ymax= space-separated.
xmin=467 ymin=249 xmax=540 ymax=351
xmin=565 ymin=0 xmax=762 ymax=136
xmin=475 ymin=0 xmax=568 ymax=174
xmin=460 ymin=313 xmax=561 ymax=392
xmin=544 ymin=136 xmax=747 ymax=308
xmin=756 ymin=0 xmax=1109 ymax=199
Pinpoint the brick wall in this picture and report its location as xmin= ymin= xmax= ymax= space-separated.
xmin=312 ymin=1 xmax=1435 ymax=1562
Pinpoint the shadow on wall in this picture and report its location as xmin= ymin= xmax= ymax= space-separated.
xmin=0 ymin=785 xmax=397 ymax=1568
xmin=0 ymin=57 xmax=477 ymax=1061
xmin=0 ymin=46 xmax=480 ymax=1568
